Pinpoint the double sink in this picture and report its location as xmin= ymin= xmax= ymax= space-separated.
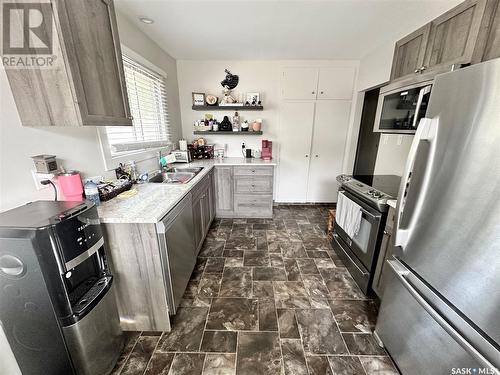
xmin=148 ymin=167 xmax=204 ymax=184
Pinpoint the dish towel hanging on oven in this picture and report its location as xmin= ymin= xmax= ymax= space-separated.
xmin=336 ymin=191 xmax=362 ymax=238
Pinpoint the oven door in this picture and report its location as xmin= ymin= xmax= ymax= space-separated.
xmin=335 ymin=190 xmax=382 ymax=270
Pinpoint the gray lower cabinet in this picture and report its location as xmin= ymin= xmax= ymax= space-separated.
xmin=372 ymin=206 xmax=396 ymax=299
xmin=214 ymin=166 xmax=275 ymax=218
xmin=192 ymin=170 xmax=215 ymax=252
xmin=103 ymin=171 xmax=215 ymax=331
xmin=4 ymin=0 xmax=131 ymax=127
xmin=103 ymin=222 xmax=171 ymax=331
xmin=214 ymin=166 xmax=234 ymax=216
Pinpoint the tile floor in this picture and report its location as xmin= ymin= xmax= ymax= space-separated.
xmin=111 ymin=205 xmax=400 ymax=375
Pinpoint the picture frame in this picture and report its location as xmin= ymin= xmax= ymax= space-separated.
xmin=246 ymin=92 xmax=260 ymax=105
xmin=192 ymin=92 xmax=206 ymax=106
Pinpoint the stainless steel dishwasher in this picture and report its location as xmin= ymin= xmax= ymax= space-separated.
xmin=156 ymin=194 xmax=196 ymax=315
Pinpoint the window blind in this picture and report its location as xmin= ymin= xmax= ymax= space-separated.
xmin=106 ymin=54 xmax=171 ymax=154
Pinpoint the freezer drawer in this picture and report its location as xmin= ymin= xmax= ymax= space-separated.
xmin=376 ymin=259 xmax=499 ymax=375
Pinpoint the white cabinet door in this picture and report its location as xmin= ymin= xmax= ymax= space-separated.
xmin=282 ymin=67 xmax=319 ymax=100
xmin=317 ymin=67 xmax=356 ymax=100
xmin=307 ymin=100 xmax=352 ymax=202
xmin=277 ymin=102 xmax=315 ymax=202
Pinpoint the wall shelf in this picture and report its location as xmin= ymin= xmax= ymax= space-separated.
xmin=193 ymin=131 xmax=263 ymax=135
xmin=192 ymin=105 xmax=263 ymax=111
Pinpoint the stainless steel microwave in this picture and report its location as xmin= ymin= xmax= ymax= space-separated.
xmin=373 ymin=81 xmax=432 ymax=134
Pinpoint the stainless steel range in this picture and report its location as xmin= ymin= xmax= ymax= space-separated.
xmin=332 ymin=174 xmax=400 ymax=295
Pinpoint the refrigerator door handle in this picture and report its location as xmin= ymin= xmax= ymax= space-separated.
xmin=387 ymin=259 xmax=499 ymax=373
xmin=394 ymin=117 xmax=438 ymax=249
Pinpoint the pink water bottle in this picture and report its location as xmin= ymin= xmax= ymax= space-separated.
xmin=57 ymin=171 xmax=84 ymax=201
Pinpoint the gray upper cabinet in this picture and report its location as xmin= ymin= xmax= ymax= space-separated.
xmin=390 ymin=0 xmax=494 ymax=82
xmin=481 ymin=0 xmax=500 ymax=61
xmin=423 ymin=0 xmax=489 ymax=72
xmin=4 ymin=0 xmax=131 ymax=127
xmin=390 ymin=25 xmax=431 ymax=80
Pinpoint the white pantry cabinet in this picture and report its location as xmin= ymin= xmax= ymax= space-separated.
xmin=277 ymin=66 xmax=355 ymax=203
xmin=307 ymin=100 xmax=352 ymax=202
xmin=281 ymin=67 xmax=355 ymax=100
xmin=276 ymin=102 xmax=315 ymax=202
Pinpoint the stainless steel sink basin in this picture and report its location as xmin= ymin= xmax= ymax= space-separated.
xmin=148 ymin=167 xmax=203 ymax=184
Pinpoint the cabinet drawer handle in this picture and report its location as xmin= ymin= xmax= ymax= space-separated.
xmin=320 ymin=91 xmax=324 ymax=94
xmin=414 ymin=69 xmax=420 ymax=74
xmin=311 ymin=91 xmax=315 ymax=94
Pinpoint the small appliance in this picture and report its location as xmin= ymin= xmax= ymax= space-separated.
xmin=57 ymin=171 xmax=83 ymax=201
xmin=261 ymin=140 xmax=273 ymax=160
xmin=170 ymin=150 xmax=191 ymax=163
xmin=245 ymin=149 xmax=252 ymax=158
xmin=31 ymin=154 xmax=58 ymax=173
xmin=374 ymin=81 xmax=432 ymax=133
xmin=0 ymin=201 xmax=123 ymax=375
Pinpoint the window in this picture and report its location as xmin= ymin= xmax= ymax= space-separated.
xmin=105 ymin=53 xmax=171 ymax=155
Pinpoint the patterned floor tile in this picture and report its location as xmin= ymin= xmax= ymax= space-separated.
xmin=113 ymin=205 xmax=400 ymax=375
xmin=206 ymin=298 xmax=258 ymax=331
xmin=236 ymin=332 xmax=282 ymax=375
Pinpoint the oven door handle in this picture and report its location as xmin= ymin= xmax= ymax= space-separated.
xmin=394 ymin=117 xmax=438 ymax=250
xmin=339 ymin=191 xmax=380 ymax=223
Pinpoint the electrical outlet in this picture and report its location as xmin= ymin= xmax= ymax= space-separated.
xmin=31 ymin=170 xmax=55 ymax=190
xmin=241 ymin=142 xmax=246 ymax=149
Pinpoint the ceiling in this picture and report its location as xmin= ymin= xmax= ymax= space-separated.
xmin=115 ymin=0 xmax=461 ymax=60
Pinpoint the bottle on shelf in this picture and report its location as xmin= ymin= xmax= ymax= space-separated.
xmin=233 ymin=111 xmax=240 ymax=132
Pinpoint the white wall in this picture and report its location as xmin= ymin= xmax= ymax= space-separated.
xmin=177 ymin=60 xmax=359 ymax=160
xmin=0 ymin=11 xmax=183 ymax=211
xmin=373 ymin=134 xmax=413 ymax=175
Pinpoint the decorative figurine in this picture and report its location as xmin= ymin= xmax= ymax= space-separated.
xmin=220 ymin=69 xmax=239 ymax=104
xmin=220 ymin=116 xmax=233 ymax=131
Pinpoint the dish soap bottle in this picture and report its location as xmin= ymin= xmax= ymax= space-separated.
xmin=233 ymin=111 xmax=240 ymax=132
xmin=84 ymin=179 xmax=100 ymax=206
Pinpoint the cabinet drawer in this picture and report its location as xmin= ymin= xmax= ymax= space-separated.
xmin=234 ymin=195 xmax=273 ymax=218
xmin=235 ymin=176 xmax=273 ymax=194
xmin=234 ymin=166 xmax=273 ymax=176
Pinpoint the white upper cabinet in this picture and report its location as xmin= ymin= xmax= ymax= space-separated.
xmin=317 ymin=67 xmax=356 ymax=100
xmin=281 ymin=66 xmax=355 ymax=100
xmin=281 ymin=67 xmax=319 ymax=100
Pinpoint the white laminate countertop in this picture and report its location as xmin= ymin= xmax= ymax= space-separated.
xmin=97 ymin=158 xmax=277 ymax=224
xmin=387 ymin=199 xmax=397 ymax=209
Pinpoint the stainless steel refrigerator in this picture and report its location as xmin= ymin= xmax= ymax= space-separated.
xmin=375 ymin=59 xmax=500 ymax=375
